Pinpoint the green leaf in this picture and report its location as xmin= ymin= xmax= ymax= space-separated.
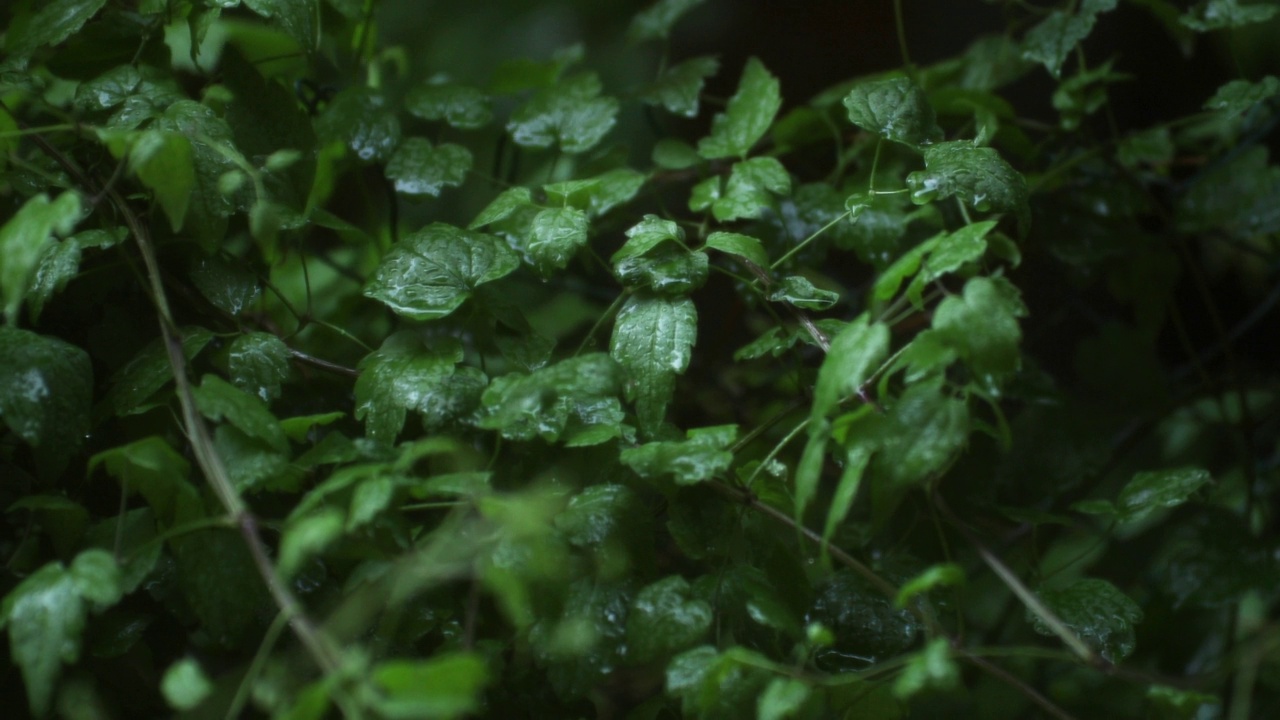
xmin=822 ymin=440 xmax=873 ymax=550
xmin=354 ymin=333 xmax=476 ymax=443
xmin=469 ymin=187 xmax=534 ymax=229
xmin=1176 ymin=147 xmax=1280 ymax=240
xmin=610 ymin=293 xmax=698 ymax=435
xmin=89 ymin=436 xmax=201 ymax=527
xmin=507 ymin=73 xmax=618 ymax=154
xmin=4 ymin=0 xmax=108 ymax=59
xmin=364 ymin=223 xmax=520 ymax=321
xmin=406 ymin=82 xmax=493 ymax=129
xmin=713 ymin=156 xmax=791 ymax=221
xmin=127 ymin=130 xmax=196 ymax=232
xmin=477 ymin=353 xmax=625 ymax=444
xmin=705 ymin=231 xmax=768 ymax=267
xmin=811 ymin=315 xmax=890 ymax=419
xmin=317 ymin=87 xmax=401 ymax=163
xmin=228 ymin=332 xmax=292 ymax=403
xmin=641 ymin=56 xmax=719 ymax=117
xmin=545 ymin=168 xmax=647 ymax=217
xmin=370 ymin=653 xmax=489 ymax=720
xmin=385 ymin=138 xmax=472 ymax=197
xmin=906 ymin=141 xmax=1030 ymax=232
xmin=1204 ymin=75 xmax=1280 ymax=116
xmin=528 ymin=206 xmax=589 ymax=273
xmin=666 ymin=646 xmax=773 ymax=718
xmin=653 ymin=138 xmax=702 ymax=169
xmin=1181 ymin=0 xmax=1278 ymax=30
xmin=615 ymin=243 xmax=709 ymax=295
xmin=904 ymin=220 xmax=996 ymax=305
xmin=26 ymin=236 xmax=81 ymax=322
xmin=1077 ymin=467 xmax=1212 ymax=523
xmin=189 ymin=253 xmax=260 ymax=316
xmin=688 ymin=175 xmax=721 ymax=212
xmin=278 ymin=507 xmax=345 ymax=580
xmin=626 ymin=575 xmax=713 ymax=664
xmin=193 ymin=374 xmax=288 ymax=452
xmin=627 ymin=0 xmax=706 ymax=43
xmin=0 ymin=191 xmax=82 ymax=324
xmin=613 ymin=215 xmax=685 ymax=262
xmin=697 ymin=57 xmax=782 ymax=159
xmin=1029 ymin=578 xmax=1143 ymax=662
xmin=105 ymin=328 xmax=214 ymax=416
xmin=758 ymin=677 xmax=810 ymax=720
xmin=842 ymin=75 xmax=941 ymax=147
xmin=895 ymin=563 xmax=965 ymax=609
xmin=161 ymin=658 xmax=213 ymax=712
xmin=1052 ymin=60 xmax=1130 ymax=131
xmin=1022 ymin=0 xmax=1117 ymax=78
xmin=810 ymin=570 xmax=920 ymax=667
xmin=876 ymin=378 xmax=969 ymax=488
xmin=171 ymin=528 xmax=273 ymax=648
xmin=530 ymin=578 xmax=633 ymax=697
xmin=932 ymin=276 xmax=1025 ymax=384
xmin=769 ymin=275 xmax=839 ymax=311
xmin=892 ymin=638 xmax=959 ymax=699
xmin=242 ymin=0 xmax=318 ymax=50
xmin=621 ymin=424 xmax=737 ymax=485
xmin=0 ymin=550 xmax=121 ymax=716
xmin=0 ymin=327 xmax=93 ymax=472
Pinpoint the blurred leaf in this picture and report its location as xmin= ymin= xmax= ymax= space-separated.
xmin=193 ymin=374 xmax=288 ymax=452
xmin=1176 ymin=147 xmax=1280 ymax=240
xmin=507 ymin=73 xmax=618 ymax=154
xmin=1180 ymin=0 xmax=1278 ymax=30
xmin=105 ymin=328 xmax=213 ymax=416
xmin=0 ymin=191 xmax=82 ymax=324
xmin=385 ymin=138 xmax=472 ymax=197
xmin=842 ymin=75 xmax=941 ymax=147
xmin=370 ymin=653 xmax=489 ymax=720
xmin=317 ymin=87 xmax=401 ymax=162
xmin=1204 ymin=75 xmax=1280 ymax=117
xmin=0 ymin=327 xmax=92 ymax=472
xmin=626 ymin=575 xmax=713 ymax=664
xmin=1075 ymin=466 xmax=1212 ymax=523
xmin=621 ymin=424 xmax=736 ymax=485
xmin=769 ymin=275 xmax=839 ymax=311
xmin=892 ymin=638 xmax=958 ymax=699
xmin=628 ymin=0 xmax=707 ymax=43
xmin=895 ymin=563 xmax=965 ymax=608
xmin=932 ymin=276 xmax=1025 ymax=384
xmin=477 ymin=354 xmax=625 ymax=444
xmin=642 ymin=56 xmax=719 ymax=117
xmin=698 ymin=57 xmax=781 ymax=159
xmin=353 ymin=333 xmax=473 ymax=444
xmin=364 ymin=223 xmax=520 ymax=320
xmin=189 ymin=253 xmax=260 ymax=316
xmin=876 ymin=378 xmax=969 ymax=488
xmin=26 ymin=236 xmax=81 ymax=322
xmin=1029 ymin=578 xmax=1142 ymax=662
xmin=406 ymin=82 xmax=493 ymax=128
xmin=1022 ymin=0 xmax=1117 ymax=78
xmin=5 ymin=0 xmax=108 ymax=59
xmin=161 ymin=658 xmax=212 ymax=712
xmin=228 ymin=332 xmax=291 ymax=404
xmin=610 ymin=292 xmax=698 ymax=435
xmin=907 ymin=141 xmax=1030 ymax=231
xmin=243 ymin=0 xmax=318 ymax=50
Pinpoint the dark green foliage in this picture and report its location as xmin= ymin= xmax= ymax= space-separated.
xmin=2 ymin=1 xmax=1278 ymax=718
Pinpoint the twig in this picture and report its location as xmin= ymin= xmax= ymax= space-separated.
xmin=958 ymin=648 xmax=1081 ymax=720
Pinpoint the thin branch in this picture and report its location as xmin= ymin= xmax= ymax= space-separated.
xmin=958 ymin=648 xmax=1081 ymax=720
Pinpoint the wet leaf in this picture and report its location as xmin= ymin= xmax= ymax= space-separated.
xmin=627 ymin=0 xmax=706 ymax=43
xmin=528 ymin=206 xmax=589 ymax=273
xmin=842 ymin=75 xmax=941 ymax=147
xmin=364 ymin=223 xmax=520 ymax=320
xmin=354 ymin=333 xmax=471 ymax=444
xmin=698 ymin=58 xmax=781 ymax=159
xmin=1029 ymin=578 xmax=1143 ymax=662
xmin=385 ymin=138 xmax=472 ymax=197
xmin=810 ymin=571 xmax=919 ymax=670
xmin=626 ymin=575 xmax=712 ymax=664
xmin=705 ymin=231 xmax=768 ymax=267
xmin=243 ymin=0 xmax=318 ymax=50
xmin=932 ymin=275 xmax=1025 ymax=383
xmin=105 ymin=329 xmax=214 ymax=416
xmin=1204 ymin=75 xmax=1280 ymax=117
xmin=907 ymin=141 xmax=1030 ymax=232
xmin=0 ymin=191 xmax=82 ymax=324
xmin=0 ymin=327 xmax=92 ymax=472
xmin=406 ymin=82 xmax=493 ymax=129
xmin=507 ymin=73 xmax=618 ymax=154
xmin=1022 ymin=0 xmax=1117 ymax=78
xmin=317 ymin=87 xmax=401 ymax=163
xmin=1076 ymin=466 xmax=1212 ymax=523
xmin=192 ymin=374 xmax=288 ymax=452
xmin=713 ymin=156 xmax=791 ymax=221
xmin=5 ymin=0 xmax=108 ymax=58
xmin=189 ymin=253 xmax=260 ymax=316
xmin=768 ymin=275 xmax=839 ymax=311
xmin=642 ymin=56 xmax=719 ymax=117
xmin=228 ymin=332 xmax=291 ymax=403
xmin=469 ymin=187 xmax=534 ymax=229
xmin=477 ymin=354 xmax=625 ymax=444
xmin=610 ymin=293 xmax=698 ymax=435
xmin=621 ymin=424 xmax=737 ymax=485
xmin=1181 ymin=0 xmax=1278 ymax=30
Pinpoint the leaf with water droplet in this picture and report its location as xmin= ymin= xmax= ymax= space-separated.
xmin=610 ymin=293 xmax=698 ymax=436
xmin=406 ymin=82 xmax=493 ymax=128
xmin=189 ymin=253 xmax=260 ymax=316
xmin=364 ymin=223 xmax=520 ymax=321
xmin=626 ymin=575 xmax=712 ymax=664
xmin=0 ymin=327 xmax=92 ymax=476
xmin=621 ymin=424 xmax=736 ymax=485
xmin=527 ymin=206 xmax=589 ymax=274
xmin=316 ymin=87 xmax=401 ymax=163
xmin=477 ymin=353 xmax=625 ymax=444
xmin=1021 ymin=0 xmax=1117 ymax=78
xmin=507 ymin=73 xmax=618 ymax=154
xmin=228 ymin=332 xmax=292 ymax=404
xmin=1028 ymin=578 xmax=1142 ymax=662
xmin=906 ymin=141 xmax=1029 ymax=233
xmin=354 ymin=333 xmax=472 ymax=444
xmin=698 ymin=57 xmax=781 ymax=159
xmin=842 ymin=75 xmax=941 ymax=147
xmin=769 ymin=275 xmax=839 ymax=311
xmin=385 ymin=138 xmax=472 ymax=197
xmin=933 ymin=275 xmax=1025 ymax=383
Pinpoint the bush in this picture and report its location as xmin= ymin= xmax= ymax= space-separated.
xmin=2 ymin=0 xmax=1278 ymax=717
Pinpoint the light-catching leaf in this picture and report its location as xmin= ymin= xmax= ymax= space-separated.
xmin=469 ymin=187 xmax=534 ymax=229
xmin=1022 ymin=0 xmax=1117 ymax=78
xmin=192 ymin=374 xmax=288 ymax=452
xmin=507 ymin=73 xmax=618 ymax=154
xmin=316 ymin=87 xmax=401 ymax=163
xmin=477 ymin=354 xmax=625 ymax=445
xmin=354 ymin=334 xmax=481 ymax=444
xmin=406 ymin=82 xmax=493 ymax=129
xmin=712 ymin=156 xmax=791 ymax=221
xmin=610 ymin=293 xmax=698 ymax=435
xmin=641 ymin=56 xmax=719 ymax=118
xmin=364 ymin=223 xmax=520 ymax=320
xmin=626 ymin=576 xmax=713 ymax=664
xmin=242 ymin=0 xmax=318 ymax=50
xmin=1076 ymin=467 xmax=1212 ymax=523
xmin=893 ymin=638 xmax=959 ymax=699
xmin=370 ymin=653 xmax=490 ymax=720
xmin=842 ymin=75 xmax=941 ymax=147
xmin=705 ymin=231 xmax=768 ymax=267
xmin=769 ymin=275 xmax=840 ymax=311
xmin=0 ymin=191 xmax=82 ymax=324
xmin=4 ymin=0 xmax=108 ymax=59
xmin=1204 ymin=75 xmax=1280 ymax=117
xmin=697 ymin=58 xmax=782 ymax=159
xmin=385 ymin=138 xmax=473 ymax=197
xmin=228 ymin=332 xmax=292 ymax=403
xmin=105 ymin=329 xmax=214 ymax=416
xmin=1029 ymin=578 xmax=1143 ymax=662
xmin=621 ymin=424 xmax=737 ymax=485
xmin=0 ymin=327 xmax=93 ymax=473
xmin=932 ymin=275 xmax=1025 ymax=384
xmin=907 ymin=141 xmax=1030 ymax=232
xmin=895 ymin=563 xmax=966 ymax=609
xmin=528 ymin=207 xmax=590 ymax=274
xmin=1181 ymin=0 xmax=1278 ymax=30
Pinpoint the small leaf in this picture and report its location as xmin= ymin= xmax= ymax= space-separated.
xmin=906 ymin=141 xmax=1030 ymax=232
xmin=641 ymin=56 xmax=719 ymax=117
xmin=469 ymin=187 xmax=534 ymax=229
xmin=0 ymin=327 xmax=93 ymax=472
xmin=161 ymin=658 xmax=213 ymax=711
xmin=697 ymin=57 xmax=782 ymax=159
xmin=364 ymin=223 xmax=520 ymax=321
xmin=26 ymin=237 xmax=81 ymax=322
xmin=758 ymin=677 xmax=810 ymax=720
xmin=278 ymin=507 xmax=345 ymax=580
xmin=1181 ymin=0 xmax=1278 ymax=30
xmin=904 ymin=221 xmax=996 ymax=305
xmin=895 ymin=563 xmax=966 ymax=609
xmin=1086 ymin=467 xmax=1214 ymax=523
xmin=228 ymin=332 xmax=292 ymax=403
xmin=933 ymin=276 xmax=1025 ymax=384
xmin=1021 ymin=0 xmax=1117 ymax=79
xmin=528 ymin=206 xmax=589 ymax=273
xmin=127 ymin=130 xmax=197 ymax=232
xmin=507 ymin=73 xmax=618 ymax=154
xmin=316 ymin=87 xmax=401 ymax=162
xmin=653 ymin=138 xmax=702 ymax=169
xmin=354 ymin=333 xmax=471 ymax=444
xmin=610 ymin=293 xmax=698 ymax=435
xmin=189 ymin=253 xmax=260 ymax=316
xmin=892 ymin=638 xmax=959 ymax=699
xmin=769 ymin=275 xmax=839 ymax=311
xmin=0 ymin=191 xmax=82 ymax=324
xmin=626 ymin=576 xmax=713 ymax=664
xmin=105 ymin=329 xmax=214 ymax=416
xmin=192 ymin=374 xmax=288 ymax=452
xmin=705 ymin=231 xmax=768 ymax=267
xmin=613 ymin=215 xmax=685 ymax=263
xmin=370 ymin=653 xmax=489 ymax=720
xmin=242 ymin=0 xmax=318 ymax=50
xmin=1029 ymin=578 xmax=1143 ymax=662
xmin=406 ymin=82 xmax=493 ymax=129
xmin=712 ymin=156 xmax=791 ymax=221
xmin=1204 ymin=75 xmax=1280 ymax=117
xmin=842 ymin=75 xmax=941 ymax=147
xmin=385 ymin=138 xmax=472 ymax=197
xmin=621 ymin=424 xmax=737 ymax=485
xmin=477 ymin=354 xmax=625 ymax=444
xmin=628 ymin=0 xmax=707 ymax=43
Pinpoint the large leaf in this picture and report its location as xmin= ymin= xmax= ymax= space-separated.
xmin=842 ymin=75 xmax=941 ymax=147
xmin=0 ymin=327 xmax=93 ymax=475
xmin=317 ymin=86 xmax=401 ymax=163
xmin=712 ymin=156 xmax=791 ymax=221
xmin=697 ymin=57 xmax=781 ymax=159
xmin=932 ymin=275 xmax=1025 ymax=385
xmin=507 ymin=73 xmax=618 ymax=154
xmin=364 ymin=223 xmax=520 ymax=320
xmin=192 ymin=374 xmax=288 ymax=452
xmin=406 ymin=82 xmax=493 ymax=129
xmin=1029 ymin=578 xmax=1143 ymax=662
xmin=610 ymin=293 xmax=698 ymax=435
xmin=0 ymin=192 xmax=82 ymax=324
xmin=228 ymin=332 xmax=292 ymax=404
